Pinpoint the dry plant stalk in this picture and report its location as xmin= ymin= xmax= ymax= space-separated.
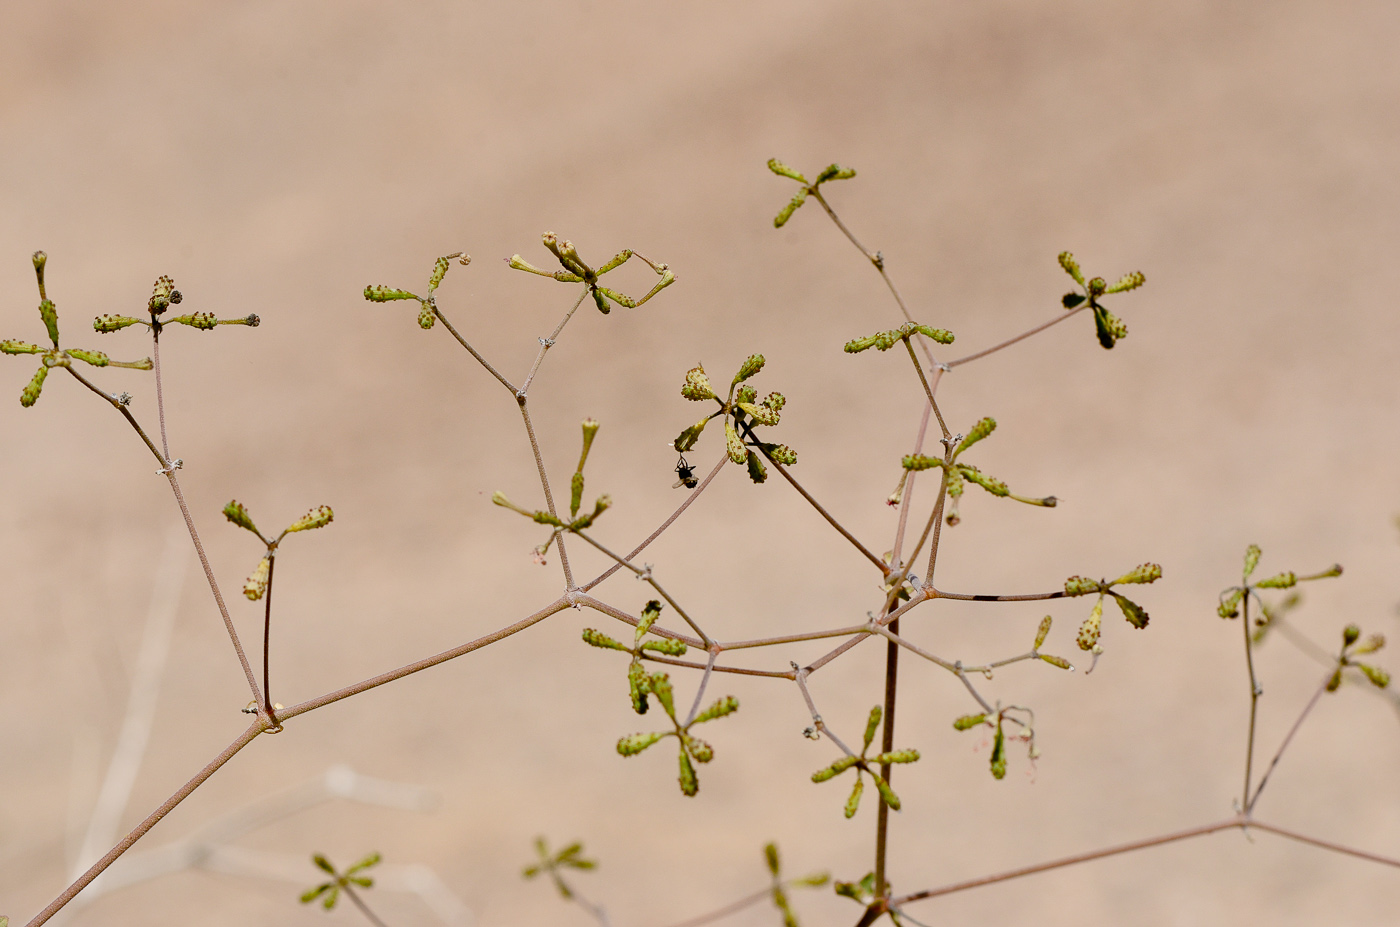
xmin=2 ymin=160 xmax=1394 ymax=927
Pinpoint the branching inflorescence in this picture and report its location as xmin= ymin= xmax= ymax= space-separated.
xmin=5 ymin=156 xmax=1395 ymax=927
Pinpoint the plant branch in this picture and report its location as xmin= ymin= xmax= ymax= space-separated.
xmin=520 ymin=287 xmax=589 ymax=393
xmin=946 ymin=304 xmax=1089 ymax=368
xmin=280 ymin=597 xmax=572 ymax=720
xmin=580 ymin=454 xmax=725 ymax=593
xmin=62 ymin=365 xmax=165 ymax=464
xmin=1247 ymin=667 xmax=1333 ymax=814
xmin=1241 ymin=593 xmax=1261 ymax=810
xmin=26 ymin=723 xmax=264 ymax=927
xmin=928 ymin=588 xmax=1067 ymax=603
xmin=763 ymin=445 xmax=888 ymax=577
xmin=683 ymin=649 xmax=719 ymax=728
xmin=572 ymin=531 xmax=711 ymax=647
xmin=660 ymin=887 xmax=770 ymax=927
xmin=430 ymin=304 xmax=517 ymax=393
xmin=262 ymin=554 xmax=278 ymax=723
xmin=518 ymin=401 xmax=574 ymax=589
xmin=342 ymin=884 xmax=391 ymax=927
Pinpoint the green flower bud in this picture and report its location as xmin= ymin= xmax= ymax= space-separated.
xmin=94 ymin=314 xmax=145 ymax=333
xmin=222 ymin=500 xmax=260 ymax=534
xmin=863 ymin=705 xmax=882 ymax=751
xmin=843 ymin=333 xmax=881 ymax=353
xmin=692 ymin=694 xmax=739 ymax=724
xmin=1104 ymin=270 xmax=1146 ymax=293
xmin=429 ymin=253 xmax=468 ymax=290
xmin=1354 ymin=633 xmax=1385 ymax=655
xmin=1113 ymin=593 xmax=1150 ymax=629
xmin=640 ymin=637 xmax=688 ymax=656
xmin=1093 ymin=306 xmax=1126 ymax=349
xmin=617 ymin=731 xmax=667 ymax=756
xmin=1357 ymin=663 xmax=1391 ymax=689
xmin=1326 ymin=668 xmax=1342 ymax=692
xmin=954 ymin=417 xmax=996 ymax=456
xmin=765 ymin=443 xmax=797 ymax=466
xmin=243 ymin=557 xmax=271 ymax=600
xmin=674 ymin=364 xmax=715 ymax=402
xmin=1 ymin=340 xmax=42 ymax=354
xmin=745 ymin=449 xmax=768 ymax=483
xmin=902 ymin=454 xmax=941 ymax=472
xmin=1113 ymin=563 xmax=1162 ymax=585
xmin=953 ymin=713 xmax=988 ymax=731
xmin=417 ymin=304 xmax=436 ymax=329
xmin=1255 ymin=571 xmax=1297 ymax=589
xmin=774 ymin=187 xmax=808 ymax=228
xmin=908 ymin=323 xmax=955 ymax=344
xmin=766 ymin=159 xmax=808 ymax=184
xmin=591 ymin=287 xmax=611 ymax=314
xmin=65 ymin=348 xmax=108 ymax=367
xmin=733 ymin=353 xmax=765 ymax=384
xmin=1062 ymin=292 xmax=1086 ymax=309
xmin=725 ymin=421 xmax=746 ymax=464
xmin=735 ymin=384 xmax=757 ymax=406
xmin=1218 ymin=587 xmax=1244 ymax=619
xmin=363 ymin=285 xmax=420 ymax=302
xmin=990 ymin=725 xmax=1007 ymax=780
xmin=737 ymin=401 xmax=780 ymax=426
xmin=570 ymin=471 xmax=584 ymax=519
xmin=1034 ymin=615 xmax=1053 ymax=649
xmin=32 ymin=249 xmax=47 ymax=285
xmin=764 ymin=843 xmax=780 ymax=876
xmin=1040 ymin=653 xmax=1074 ymax=670
xmin=628 ymin=660 xmax=649 ymax=714
xmin=19 ymin=364 xmax=47 ymax=407
xmin=1076 ymin=598 xmax=1103 ymax=651
xmin=811 ymin=755 xmax=859 ymax=782
xmin=286 ymin=505 xmax=334 ymax=533
xmin=1343 ymin=624 xmax=1361 ymax=647
xmin=674 ymin=419 xmax=707 ymax=453
xmin=637 ymin=599 xmax=663 ymax=637
xmin=148 ymin=275 xmax=178 ymax=315
xmin=1064 ymin=575 xmax=1101 ymax=597
xmin=871 ymin=749 xmax=920 ymax=765
xmin=38 ymin=299 xmax=60 ymax=347
xmin=651 ymin=672 xmax=676 ymax=718
xmin=795 ymin=872 xmax=830 ymax=887
xmin=1087 ymin=276 xmax=1107 ymax=297
xmin=843 ymin=775 xmax=864 ymax=818
xmin=678 ymin=749 xmax=698 ymax=796
xmin=872 ymin=774 xmax=901 ymax=811
xmin=581 ymin=628 xmax=629 ymax=651
xmin=815 ymin=163 xmax=857 ymax=183
xmin=1057 ymin=251 xmax=1085 ymax=285
xmin=683 ymin=734 xmax=713 ymax=763
xmin=169 ymin=312 xmax=218 ymax=330
xmin=961 ymin=466 xmax=1009 ymax=497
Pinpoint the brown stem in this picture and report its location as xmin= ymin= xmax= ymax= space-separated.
xmin=62 ymin=365 xmax=165 ymax=464
xmin=430 ymin=304 xmax=517 ymax=393
xmin=24 ymin=723 xmax=263 ymax=927
xmin=520 ymin=287 xmax=589 ymax=393
xmin=946 ymin=305 xmax=1088 ymax=368
xmin=280 ymin=597 xmax=571 ymax=720
xmin=342 ymin=883 xmax=390 ymax=927
xmin=1245 ymin=820 xmax=1400 ymax=869
xmin=892 ymin=817 xmax=1246 ymax=906
xmin=873 ymin=611 xmax=900 ymax=899
xmin=573 ymin=531 xmax=711 ymax=647
xmin=152 ymin=327 xmax=170 ymax=463
xmin=660 ymin=887 xmax=770 ymax=927
xmin=518 ymin=401 xmax=573 ymax=588
xmin=928 ymin=588 xmax=1067 ymax=603
xmin=1247 ymin=667 xmax=1333 ymax=814
xmin=1241 ymin=593 xmax=1261 ymax=810
xmin=262 ymin=553 xmax=277 ymax=722
xmin=581 ymin=454 xmax=725 ymax=592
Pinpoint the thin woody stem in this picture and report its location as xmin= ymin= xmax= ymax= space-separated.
xmin=946 ymin=305 xmax=1089 ymax=368
xmin=572 ymin=530 xmax=711 ymax=646
xmin=641 ymin=653 xmax=793 ymax=678
xmin=683 ymin=649 xmax=719 ymax=727
xmin=660 ymin=887 xmax=770 ymax=927
xmin=793 ymin=664 xmax=857 ymax=757
xmin=1241 ymin=593 xmax=1261 ymax=809
xmin=718 ymin=624 xmax=870 ymax=651
xmin=63 ymin=365 xmax=264 ymax=703
xmin=430 ymin=304 xmax=518 ymax=393
xmin=902 ymin=340 xmax=949 ymax=440
xmin=873 ymin=626 xmax=956 ymax=672
xmin=152 ymin=327 xmax=171 ymax=464
xmin=521 ymin=287 xmax=589 ymax=393
xmin=892 ymin=817 xmax=1247 ymax=906
xmin=929 ymin=588 xmax=1067 ymax=603
xmin=519 ymin=401 xmax=574 ymax=588
xmin=1248 ymin=667 xmax=1333 ymax=814
xmin=24 ymin=723 xmax=264 ymax=927
xmin=341 ymin=884 xmax=390 ymax=927
xmin=873 ymin=609 xmax=900 ymax=899
xmin=262 ymin=554 xmax=277 ymax=722
xmin=581 ymin=454 xmax=725 ymax=592
xmin=280 ymin=597 xmax=571 ymax=720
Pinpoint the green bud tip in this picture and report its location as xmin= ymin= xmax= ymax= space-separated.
xmin=1113 ymin=562 xmax=1162 ymax=585
xmin=1343 ymin=624 xmax=1361 ymax=647
xmin=363 ymin=284 xmax=420 ymax=302
xmin=1076 ymin=599 xmax=1104 ymax=651
xmin=953 ymin=713 xmax=988 ymax=731
xmin=19 ymin=364 xmax=48 ymax=407
xmin=1358 ymin=664 xmax=1391 ymax=689
xmin=764 ymin=843 xmax=780 ymax=876
xmin=733 ymin=353 xmax=765 ymax=384
xmin=285 ymin=505 xmax=334 ymax=533
xmin=681 ymin=364 xmax=715 ymax=401
xmin=1057 ymin=251 xmax=1084 ymax=285
xmin=725 ymin=421 xmax=747 ymax=465
xmin=243 ymin=557 xmax=271 ymax=600
xmin=1034 ymin=615 xmax=1052 ymax=649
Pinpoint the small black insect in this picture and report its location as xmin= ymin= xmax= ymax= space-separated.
xmin=673 ymin=454 xmax=698 ymax=489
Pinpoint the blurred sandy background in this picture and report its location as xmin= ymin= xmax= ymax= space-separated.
xmin=2 ymin=1 xmax=1399 ymax=925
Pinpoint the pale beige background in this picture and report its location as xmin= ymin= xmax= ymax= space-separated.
xmin=2 ymin=2 xmax=1398 ymax=925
